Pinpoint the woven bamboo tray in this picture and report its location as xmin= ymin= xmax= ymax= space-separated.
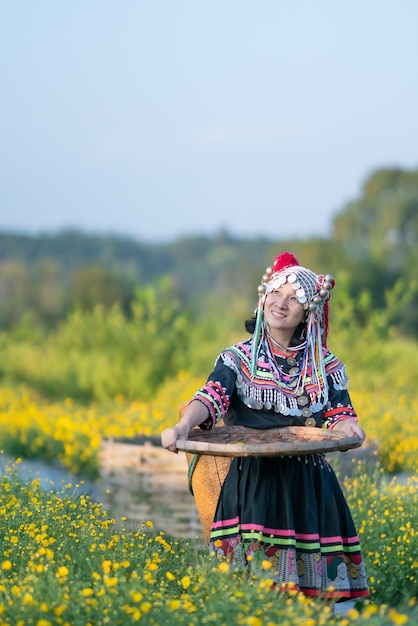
xmin=177 ymin=425 xmax=362 ymax=457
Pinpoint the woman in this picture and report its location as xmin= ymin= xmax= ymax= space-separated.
xmin=161 ymin=252 xmax=369 ymax=600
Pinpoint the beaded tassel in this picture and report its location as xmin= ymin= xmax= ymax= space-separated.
xmin=250 ymin=298 xmax=264 ymax=377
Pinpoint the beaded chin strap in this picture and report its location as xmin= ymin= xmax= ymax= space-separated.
xmin=250 ymin=253 xmax=334 ymax=407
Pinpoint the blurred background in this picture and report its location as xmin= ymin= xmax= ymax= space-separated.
xmin=0 ymin=1 xmax=417 ymax=480
xmin=1 ymin=1 xmax=418 ymax=241
xmin=1 ymin=0 xmax=418 ymax=330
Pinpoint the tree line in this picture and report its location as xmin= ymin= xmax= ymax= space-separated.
xmin=1 ymin=166 xmax=418 ymax=337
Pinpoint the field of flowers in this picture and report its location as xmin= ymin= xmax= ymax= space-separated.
xmin=0 ymin=370 xmax=417 ymax=479
xmin=0 ymin=459 xmax=416 ymax=625
xmin=0 ymin=373 xmax=203 ymax=478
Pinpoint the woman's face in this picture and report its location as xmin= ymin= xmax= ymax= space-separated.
xmin=263 ymin=281 xmax=306 ymax=337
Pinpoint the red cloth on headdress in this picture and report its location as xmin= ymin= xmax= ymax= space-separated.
xmin=272 ymin=252 xmax=299 ymax=273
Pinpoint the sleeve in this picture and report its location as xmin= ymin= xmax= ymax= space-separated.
xmin=321 ymin=355 xmax=358 ymax=429
xmin=191 ymin=352 xmax=237 ymax=430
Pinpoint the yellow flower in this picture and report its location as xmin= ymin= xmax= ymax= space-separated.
xmin=261 ymin=560 xmax=272 ymax=570
xmin=1 ymin=560 xmax=12 ymax=570
xmin=131 ymin=592 xmax=143 ymax=602
xmin=181 ymin=575 xmax=191 ymax=589
xmin=56 ymin=566 xmax=69 ymax=578
xmin=217 ymin=562 xmax=229 ymax=573
xmin=362 ymin=604 xmax=379 ymax=618
xmin=388 ymin=608 xmax=408 ymax=625
xmin=81 ymin=588 xmax=94 ymax=597
xmin=165 ymin=571 xmax=176 ymax=581
xmin=170 ymin=599 xmax=181 ymax=610
xmin=148 ymin=562 xmax=158 ymax=571
xmin=243 ymin=617 xmax=262 ymax=626
xmin=140 ymin=602 xmax=152 ymax=614
xmin=53 ymin=605 xmax=66 ymax=617
xmin=22 ymin=593 xmax=34 ymax=606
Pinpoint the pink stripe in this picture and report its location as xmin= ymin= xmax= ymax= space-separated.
xmin=241 ymin=525 xmax=321 ymax=540
xmin=343 ymin=535 xmax=360 ymax=544
xmin=320 ymin=536 xmax=345 ymax=543
xmin=216 ymin=522 xmax=360 ymax=544
xmin=240 ymin=524 xmax=295 ymax=536
xmin=211 ymin=517 xmax=239 ymax=529
xmin=239 ymin=344 xmax=252 ymax=359
xmin=205 ymin=385 xmax=224 ymax=407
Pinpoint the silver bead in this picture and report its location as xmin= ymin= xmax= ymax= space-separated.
xmin=262 ymin=273 xmax=269 ymax=282
xmin=319 ymin=288 xmax=329 ymax=298
xmin=309 ymin=302 xmax=317 ymax=312
xmin=313 ymin=295 xmax=322 ymax=304
xmin=257 ymin=284 xmax=266 ymax=295
xmin=323 ymin=281 xmax=333 ymax=290
xmin=265 ymin=266 xmax=273 ymax=275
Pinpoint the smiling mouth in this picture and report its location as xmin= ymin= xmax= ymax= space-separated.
xmin=270 ymin=310 xmax=286 ymax=319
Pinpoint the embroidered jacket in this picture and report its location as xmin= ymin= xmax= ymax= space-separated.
xmin=193 ymin=339 xmax=357 ymax=430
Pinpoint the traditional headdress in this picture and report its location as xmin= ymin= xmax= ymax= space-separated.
xmin=251 ymin=252 xmax=335 ymax=405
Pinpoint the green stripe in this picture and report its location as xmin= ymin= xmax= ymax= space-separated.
xmin=211 ymin=529 xmax=361 ymax=555
xmin=342 ymin=544 xmax=361 ymax=553
xmin=210 ymin=526 xmax=241 ymax=539
xmin=242 ymin=532 xmax=297 ymax=546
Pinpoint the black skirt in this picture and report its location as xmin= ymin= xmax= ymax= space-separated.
xmin=209 ymin=453 xmax=369 ymax=600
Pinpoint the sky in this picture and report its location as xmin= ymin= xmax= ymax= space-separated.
xmin=1 ymin=1 xmax=418 ymax=243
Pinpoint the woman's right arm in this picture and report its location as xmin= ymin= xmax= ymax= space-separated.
xmin=160 ymin=400 xmax=210 ymax=453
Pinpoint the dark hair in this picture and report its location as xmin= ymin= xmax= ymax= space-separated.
xmin=245 ymin=316 xmax=257 ymax=333
xmin=245 ymin=317 xmax=306 ymax=347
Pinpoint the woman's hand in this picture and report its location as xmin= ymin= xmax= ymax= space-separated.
xmin=332 ymin=419 xmax=366 ymax=445
xmin=161 ymin=400 xmax=211 ymax=453
xmin=161 ymin=424 xmax=190 ymax=454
